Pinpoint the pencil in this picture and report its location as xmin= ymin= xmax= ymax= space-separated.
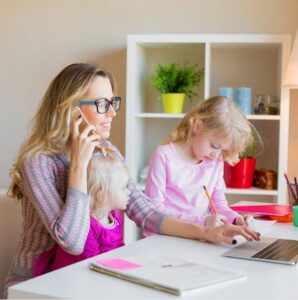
xmin=294 ymin=177 xmax=298 ymax=204
xmin=284 ymin=173 xmax=297 ymax=205
xmin=203 ymin=185 xmax=217 ymax=214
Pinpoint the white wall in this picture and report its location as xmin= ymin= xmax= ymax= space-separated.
xmin=288 ymin=90 xmax=298 ymax=179
xmin=1 ymin=0 xmax=298 ymax=188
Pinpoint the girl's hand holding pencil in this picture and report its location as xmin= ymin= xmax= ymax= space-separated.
xmin=202 ymin=185 xmax=256 ymax=229
xmin=203 ymin=185 xmax=217 ymax=214
xmin=203 ymin=185 xmax=227 ymax=227
xmin=201 ymin=185 xmax=261 ymax=243
xmin=204 ymin=214 xmax=227 ymax=227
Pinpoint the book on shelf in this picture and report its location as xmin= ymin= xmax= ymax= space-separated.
xmin=89 ymin=251 xmax=246 ymax=296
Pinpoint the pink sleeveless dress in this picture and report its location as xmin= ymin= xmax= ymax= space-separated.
xmin=33 ymin=210 xmax=124 ymax=276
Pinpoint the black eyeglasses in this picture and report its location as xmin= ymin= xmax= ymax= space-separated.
xmin=79 ymin=96 xmax=121 ymax=114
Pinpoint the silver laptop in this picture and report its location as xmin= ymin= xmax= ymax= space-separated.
xmin=223 ymin=237 xmax=298 ymax=265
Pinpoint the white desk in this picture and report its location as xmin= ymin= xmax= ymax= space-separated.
xmin=8 ymin=223 xmax=298 ymax=299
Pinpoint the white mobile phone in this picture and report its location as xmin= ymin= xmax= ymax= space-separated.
xmin=71 ymin=106 xmax=89 ymax=133
xmin=71 ymin=107 xmax=107 ymax=155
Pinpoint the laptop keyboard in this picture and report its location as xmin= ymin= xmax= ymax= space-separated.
xmin=252 ymin=239 xmax=298 ymax=261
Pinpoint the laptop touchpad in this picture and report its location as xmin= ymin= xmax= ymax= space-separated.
xmin=226 ymin=237 xmax=278 ymax=258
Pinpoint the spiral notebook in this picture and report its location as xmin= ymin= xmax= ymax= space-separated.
xmin=89 ymin=251 xmax=246 ymax=296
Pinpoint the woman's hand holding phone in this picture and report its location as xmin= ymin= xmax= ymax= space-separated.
xmin=68 ymin=107 xmax=101 ymax=193
xmin=71 ymin=107 xmax=91 ymax=135
xmin=70 ymin=107 xmax=101 ymax=168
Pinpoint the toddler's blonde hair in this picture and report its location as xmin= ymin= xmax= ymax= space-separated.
xmin=165 ymin=96 xmax=255 ymax=165
xmin=87 ymin=150 xmax=129 ymax=219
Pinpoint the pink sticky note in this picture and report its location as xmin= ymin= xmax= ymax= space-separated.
xmin=96 ymin=258 xmax=142 ymax=270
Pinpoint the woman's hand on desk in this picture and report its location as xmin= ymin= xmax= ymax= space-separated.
xmin=202 ymin=224 xmax=261 ymax=244
xmin=160 ymin=217 xmax=260 ymax=244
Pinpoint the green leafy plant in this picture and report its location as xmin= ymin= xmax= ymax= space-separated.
xmin=152 ymin=62 xmax=204 ymax=101
xmin=240 ymin=128 xmax=263 ymax=158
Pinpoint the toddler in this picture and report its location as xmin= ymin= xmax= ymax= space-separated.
xmin=33 ymin=149 xmax=130 ymax=275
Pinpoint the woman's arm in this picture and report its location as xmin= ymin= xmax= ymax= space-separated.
xmin=110 ymin=144 xmax=167 ymax=232
xmin=161 ymin=216 xmax=260 ymax=244
xmin=21 ymin=155 xmax=90 ymax=255
xmin=125 ymin=178 xmax=167 ymax=232
xmin=110 ymin=143 xmax=260 ymax=243
xmin=19 ymin=117 xmax=100 ymax=255
xmin=68 ymin=114 xmax=101 ymax=193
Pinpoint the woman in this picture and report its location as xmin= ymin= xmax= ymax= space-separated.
xmin=4 ymin=63 xmax=259 ymax=297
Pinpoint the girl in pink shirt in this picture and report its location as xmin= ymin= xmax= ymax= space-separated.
xmin=145 ymin=96 xmax=256 ymax=228
xmin=33 ymin=149 xmax=130 ymax=276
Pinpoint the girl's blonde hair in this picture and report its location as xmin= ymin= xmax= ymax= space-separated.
xmin=87 ymin=151 xmax=129 ymax=219
xmin=165 ymin=96 xmax=254 ymax=165
xmin=8 ymin=63 xmax=116 ymax=199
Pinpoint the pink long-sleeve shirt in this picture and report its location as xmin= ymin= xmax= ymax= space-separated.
xmin=145 ymin=143 xmax=239 ymax=226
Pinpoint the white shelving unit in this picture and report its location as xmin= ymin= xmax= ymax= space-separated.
xmin=125 ymin=34 xmax=291 ymax=243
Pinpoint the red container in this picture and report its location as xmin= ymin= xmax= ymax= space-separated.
xmin=224 ymin=158 xmax=256 ymax=188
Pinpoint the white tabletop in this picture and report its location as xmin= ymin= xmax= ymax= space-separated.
xmin=8 ymin=222 xmax=298 ymax=299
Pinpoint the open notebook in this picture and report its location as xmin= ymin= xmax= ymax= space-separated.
xmin=89 ymin=251 xmax=245 ymax=296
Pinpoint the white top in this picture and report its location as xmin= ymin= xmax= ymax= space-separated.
xmin=8 ymin=221 xmax=298 ymax=299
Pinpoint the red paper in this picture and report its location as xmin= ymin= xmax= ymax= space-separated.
xmin=230 ymin=204 xmax=293 ymax=216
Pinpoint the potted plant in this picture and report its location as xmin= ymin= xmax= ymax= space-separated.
xmin=224 ymin=129 xmax=262 ymax=189
xmin=152 ymin=62 xmax=204 ymax=113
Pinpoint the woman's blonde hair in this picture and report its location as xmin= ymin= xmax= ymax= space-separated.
xmin=8 ymin=63 xmax=116 ymax=199
xmin=165 ymin=96 xmax=255 ymax=165
xmin=87 ymin=151 xmax=129 ymax=219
